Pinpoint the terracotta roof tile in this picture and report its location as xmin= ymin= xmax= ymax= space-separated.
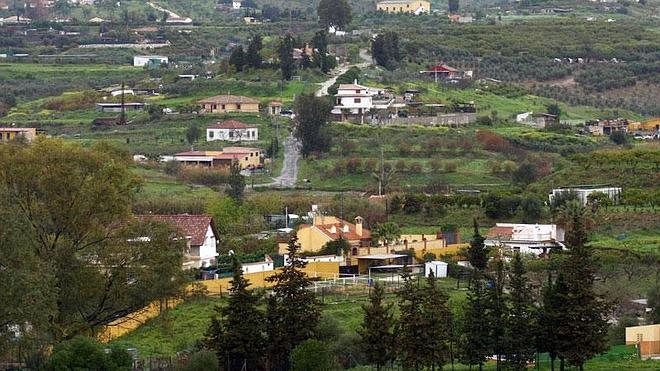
xmin=198 ymin=95 xmax=259 ymax=105
xmin=207 ymin=120 xmax=256 ymax=130
xmin=136 ymin=214 xmax=216 ymax=246
xmin=485 ymin=226 xmax=514 ymax=240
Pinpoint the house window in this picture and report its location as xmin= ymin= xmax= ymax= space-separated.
xmin=355 ymin=90 xmax=360 ymax=94
xmin=250 ymin=152 xmax=253 ymax=157
xmin=209 ymin=131 xmax=214 ymax=138
xmin=354 ymin=98 xmax=361 ymax=103
xmin=229 ymin=131 xmax=234 ymax=138
xmin=212 ymin=104 xmax=217 ymax=110
xmin=237 ymin=104 xmax=241 ymax=110
xmin=245 ymin=157 xmax=248 ymax=161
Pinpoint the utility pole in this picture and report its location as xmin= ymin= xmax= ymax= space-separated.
xmin=119 ymin=80 xmax=126 ymax=125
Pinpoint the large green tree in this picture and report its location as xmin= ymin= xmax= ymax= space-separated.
xmin=227 ymin=161 xmax=245 ymax=204
xmin=278 ymin=34 xmax=295 ymax=81
xmin=0 ymin=139 xmax=186 ymax=342
xmin=467 ymin=219 xmax=490 ymax=273
xmin=371 ymin=32 xmax=401 ymax=71
xmin=458 ymin=280 xmax=492 ymax=370
xmin=359 ymin=282 xmax=395 ymax=371
xmin=246 ymin=33 xmax=263 ymax=69
xmin=419 ymin=272 xmax=452 ymax=370
xmin=395 ymin=270 xmax=427 ymax=370
xmin=317 ymin=0 xmax=352 ymax=31
xmin=503 ymin=252 xmax=537 ymax=370
xmin=204 ymin=256 xmax=266 ymax=370
xmin=265 ymin=234 xmax=321 ymax=370
xmin=293 ymin=93 xmax=332 ymax=157
xmin=555 ymin=205 xmax=610 ymax=370
xmin=372 ymin=222 xmax=401 ymax=248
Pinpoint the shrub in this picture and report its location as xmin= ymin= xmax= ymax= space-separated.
xmin=610 ymin=130 xmax=627 ymax=145
xmin=290 ymin=339 xmax=337 ymax=371
xmin=409 ymin=161 xmax=423 ymax=173
xmin=345 ymin=157 xmax=362 ymax=174
xmin=444 ymin=161 xmax=458 ymax=173
xmin=163 ymin=160 xmax=182 ymax=176
xmin=179 ymin=167 xmax=230 ymax=186
xmin=43 ymin=336 xmax=131 ymax=371
xmin=176 ymin=350 xmax=219 ymax=371
xmin=429 ymin=158 xmax=442 ymax=172
xmin=395 ymin=159 xmax=407 ymax=172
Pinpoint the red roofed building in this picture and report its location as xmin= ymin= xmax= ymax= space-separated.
xmin=136 ymin=214 xmax=219 ymax=268
xmin=206 ymin=119 xmax=258 ymax=142
xmin=422 ymin=64 xmax=461 ymax=79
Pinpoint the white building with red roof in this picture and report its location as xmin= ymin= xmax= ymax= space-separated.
xmin=136 ymin=214 xmax=219 ymax=268
xmin=485 ymin=223 xmax=565 ymax=257
xmin=206 ymin=119 xmax=258 ymax=142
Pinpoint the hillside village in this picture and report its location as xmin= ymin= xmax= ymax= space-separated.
xmin=0 ymin=0 xmax=659 ymax=370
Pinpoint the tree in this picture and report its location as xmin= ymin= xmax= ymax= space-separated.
xmin=555 ymin=206 xmax=610 ymax=370
xmin=290 ymin=339 xmax=336 ymax=371
xmin=204 ymin=256 xmax=266 ymax=370
xmin=484 ymin=255 xmax=507 ymax=370
xmin=610 ymin=130 xmax=627 ymax=145
xmin=512 ymin=162 xmax=538 ymax=187
xmin=396 ymin=270 xmax=427 ymax=370
xmin=293 ymin=93 xmax=332 ymax=157
xmin=467 ymin=219 xmax=490 ymax=273
xmin=647 ymin=283 xmax=660 ymax=324
xmin=43 ymin=336 xmax=131 ymax=371
xmin=246 ymin=34 xmax=263 ymax=69
xmin=371 ymin=32 xmax=401 ymax=71
xmin=185 ymin=125 xmax=201 ymax=150
xmin=359 ymin=282 xmax=395 ymax=371
xmin=227 ymin=161 xmax=245 ymax=204
xmin=503 ymin=252 xmax=537 ymax=370
xmin=229 ymin=46 xmax=246 ymax=71
xmin=319 ymin=237 xmax=351 ymax=256
xmin=0 ymin=140 xmax=187 ymax=341
xmin=448 ymin=0 xmax=460 ymax=13
xmin=546 ymin=103 xmax=561 ymax=117
xmin=278 ymin=34 xmax=296 ymax=80
xmin=539 ymin=272 xmax=567 ymax=371
xmin=372 ymin=222 xmax=401 ymax=248
xmin=178 ymin=350 xmax=219 ymax=371
xmin=419 ymin=272 xmax=452 ymax=370
xmin=520 ymin=196 xmax=543 ymax=223
xmin=317 ymin=0 xmax=352 ymax=31
xmin=265 ymin=234 xmax=321 ymax=370
xmin=459 ymin=280 xmax=492 ymax=370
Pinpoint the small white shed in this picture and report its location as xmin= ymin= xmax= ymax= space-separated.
xmin=425 ymin=261 xmax=448 ymax=278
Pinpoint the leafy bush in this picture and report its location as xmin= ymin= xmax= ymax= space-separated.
xmin=176 ymin=350 xmax=218 ymax=371
xmin=43 ymin=336 xmax=132 ymax=371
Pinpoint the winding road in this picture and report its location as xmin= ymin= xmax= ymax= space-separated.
xmin=260 ymin=49 xmax=372 ymax=188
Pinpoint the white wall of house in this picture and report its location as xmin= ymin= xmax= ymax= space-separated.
xmin=133 ymin=56 xmax=168 ymax=67
xmin=197 ymin=226 xmax=218 ymax=267
xmin=549 ymin=187 xmax=622 ymax=206
xmin=241 ymin=261 xmax=274 ymax=273
xmin=206 ymin=128 xmax=258 ymax=142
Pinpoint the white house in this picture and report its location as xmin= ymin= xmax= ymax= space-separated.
xmin=232 ymin=0 xmax=242 ymax=9
xmin=425 ymin=261 xmax=448 ymax=278
xmin=133 ymin=55 xmax=168 ymax=67
xmin=206 ymin=120 xmax=258 ymax=142
xmin=485 ymin=223 xmax=565 ymax=257
xmin=136 ymin=214 xmax=219 ymax=269
xmin=332 ymin=80 xmax=383 ymax=123
xmin=549 ymin=186 xmax=622 ymax=206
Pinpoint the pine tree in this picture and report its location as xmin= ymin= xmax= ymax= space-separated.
xmin=226 ymin=161 xmax=245 ymax=204
xmin=359 ymin=282 xmax=394 ymax=371
xmin=204 ymin=256 xmax=266 ymax=370
xmin=467 ymin=219 xmax=490 ymax=273
xmin=395 ymin=269 xmax=426 ymax=370
xmin=228 ymin=46 xmax=246 ymax=71
xmin=459 ymin=279 xmax=491 ymax=371
xmin=503 ymin=252 xmax=536 ymax=370
xmin=539 ymin=272 xmax=568 ymax=371
xmin=556 ymin=206 xmax=609 ymax=370
xmin=265 ymin=234 xmax=321 ymax=371
xmin=419 ymin=272 xmax=452 ymax=370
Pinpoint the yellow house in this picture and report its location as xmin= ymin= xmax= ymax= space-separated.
xmin=377 ymin=0 xmax=430 ymax=14
xmin=281 ymin=215 xmax=372 ymax=256
xmin=0 ymin=127 xmax=37 ymax=143
xmin=199 ymin=95 xmax=260 ymax=114
xmin=626 ymin=324 xmax=660 ymax=359
xmin=628 ymin=118 xmax=660 ymax=134
xmin=172 ymin=147 xmax=262 ymax=170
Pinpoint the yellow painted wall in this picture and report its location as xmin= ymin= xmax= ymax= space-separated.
xmin=414 ymin=243 xmax=468 ymax=261
xmin=290 ymin=225 xmax=332 ymax=253
xmin=0 ymin=128 xmax=36 ymax=142
xmin=377 ymin=1 xmax=430 ymax=14
xmin=98 ymin=262 xmax=339 ymax=342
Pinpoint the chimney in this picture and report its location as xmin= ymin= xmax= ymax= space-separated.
xmin=330 ymin=225 xmax=337 ymax=234
xmin=354 ymin=216 xmax=363 ymax=236
xmin=343 ymin=224 xmax=349 ymax=233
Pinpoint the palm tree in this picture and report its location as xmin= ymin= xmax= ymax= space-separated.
xmin=373 ymin=222 xmax=401 ymax=250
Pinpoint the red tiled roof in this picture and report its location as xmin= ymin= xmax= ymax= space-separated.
xmin=313 ymin=220 xmax=372 ymax=241
xmin=198 ymin=95 xmax=259 ymax=104
xmin=207 ymin=120 xmax=256 ymax=130
xmin=429 ymin=65 xmax=458 ymax=72
xmin=485 ymin=226 xmax=514 ymax=240
xmin=136 ymin=214 xmax=216 ymax=246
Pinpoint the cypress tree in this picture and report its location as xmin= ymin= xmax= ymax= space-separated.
xmin=395 ymin=269 xmax=426 ymax=370
xmin=467 ymin=219 xmax=490 ymax=273
xmin=204 ymin=256 xmax=265 ymax=370
xmin=359 ymin=282 xmax=395 ymax=371
xmin=245 ymin=34 xmax=263 ymax=69
xmin=226 ymin=161 xmax=245 ymax=204
xmin=420 ymin=272 xmax=452 ymax=371
xmin=503 ymin=252 xmax=536 ymax=370
xmin=459 ymin=278 xmax=491 ymax=371
xmin=556 ymin=206 xmax=609 ymax=370
xmin=484 ymin=255 xmax=506 ymax=371
xmin=265 ymin=234 xmax=321 ymax=371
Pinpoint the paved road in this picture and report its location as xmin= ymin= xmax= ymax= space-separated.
xmin=260 ymin=49 xmax=373 ymax=188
